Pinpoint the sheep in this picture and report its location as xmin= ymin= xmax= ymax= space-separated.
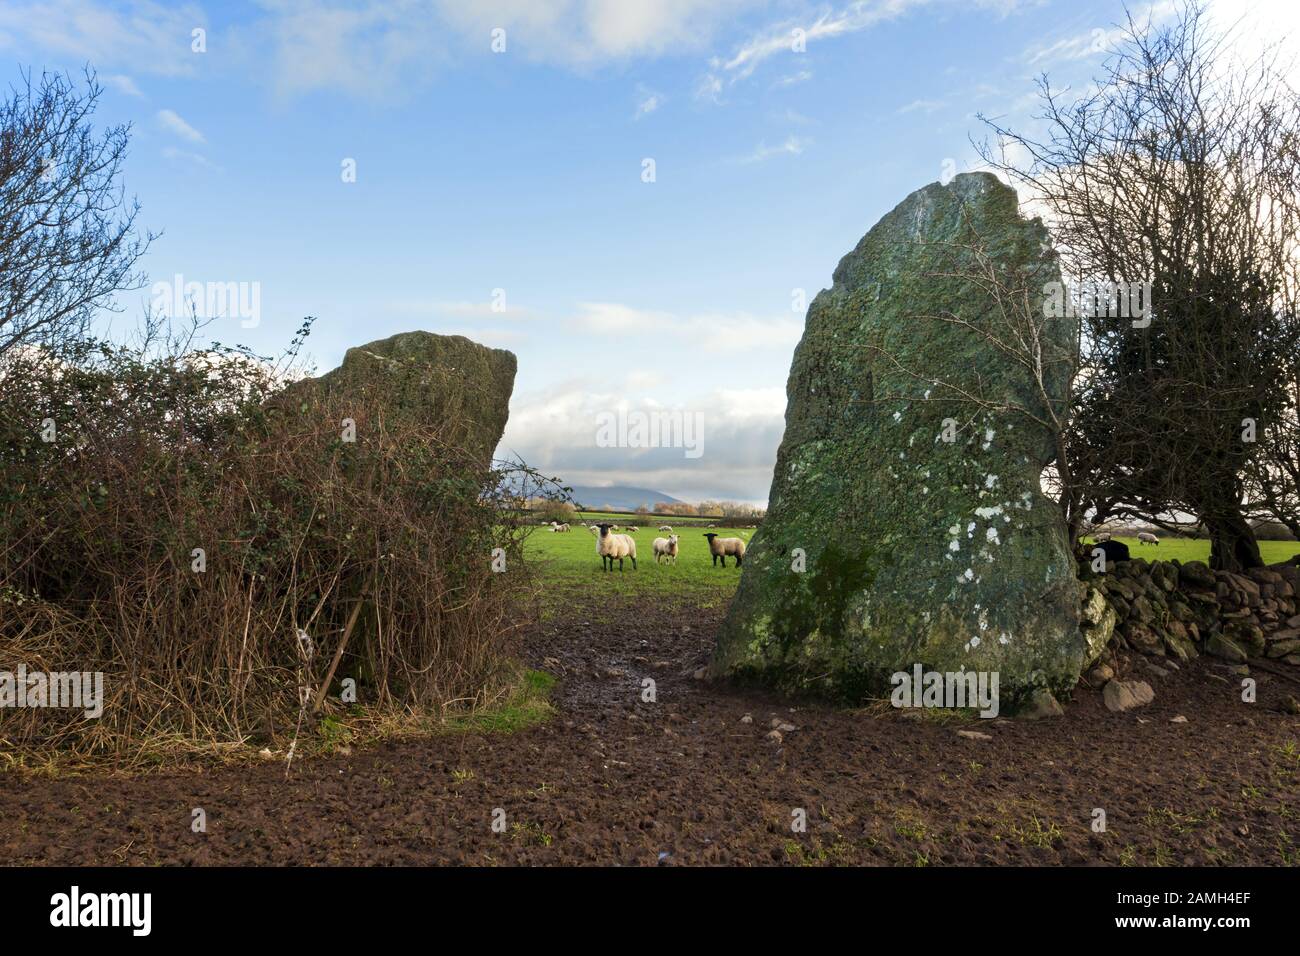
xmin=703 ymin=532 xmax=745 ymax=567
xmin=658 ymin=525 xmax=673 ymax=532
xmin=1093 ymin=531 xmax=1112 ymax=543
xmin=1094 ymin=539 xmax=1130 ymax=563
xmin=653 ymin=534 xmax=679 ymax=564
xmin=587 ymin=524 xmax=599 ymax=534
xmin=624 ymin=526 xmax=637 ymax=534
xmin=1137 ymin=531 xmax=1160 ymax=546
xmin=596 ymin=523 xmax=637 ymax=572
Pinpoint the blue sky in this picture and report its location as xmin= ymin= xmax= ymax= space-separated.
xmin=3 ymin=0 xmax=1287 ymax=504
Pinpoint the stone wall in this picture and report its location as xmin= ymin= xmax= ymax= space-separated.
xmin=1078 ymin=555 xmax=1300 ymax=668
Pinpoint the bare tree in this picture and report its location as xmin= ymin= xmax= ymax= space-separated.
xmin=978 ymin=0 xmax=1300 ymax=570
xmin=0 ymin=68 xmax=151 ymax=358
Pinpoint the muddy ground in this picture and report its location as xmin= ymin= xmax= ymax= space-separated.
xmin=1 ymin=598 xmax=1297 ymax=865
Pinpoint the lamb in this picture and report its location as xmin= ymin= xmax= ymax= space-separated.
xmin=1137 ymin=531 xmax=1160 ymax=546
xmin=658 ymin=525 xmax=673 ymax=532
xmin=596 ymin=523 xmax=637 ymax=572
xmin=624 ymin=526 xmax=637 ymax=534
xmin=1093 ymin=531 xmax=1112 ymax=543
xmin=652 ymin=534 xmax=679 ymax=564
xmin=703 ymin=532 xmax=745 ymax=567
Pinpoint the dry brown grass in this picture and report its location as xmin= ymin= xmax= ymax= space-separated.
xmin=0 ymin=329 xmax=534 ymax=768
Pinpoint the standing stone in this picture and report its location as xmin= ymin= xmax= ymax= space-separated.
xmin=287 ymin=330 xmax=516 ymax=469
xmin=712 ymin=173 xmax=1081 ymax=706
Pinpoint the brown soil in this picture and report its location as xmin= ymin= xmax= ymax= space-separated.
xmin=2 ymin=598 xmax=1297 ymax=866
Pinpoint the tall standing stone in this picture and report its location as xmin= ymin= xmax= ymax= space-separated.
xmin=712 ymin=173 xmax=1082 ymax=705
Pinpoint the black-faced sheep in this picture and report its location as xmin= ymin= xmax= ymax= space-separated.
xmin=1137 ymin=531 xmax=1160 ymax=546
xmin=703 ymin=532 xmax=745 ymax=567
xmin=596 ymin=523 xmax=637 ymax=571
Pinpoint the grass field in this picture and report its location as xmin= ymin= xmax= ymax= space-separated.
xmin=1083 ymin=536 xmax=1300 ymax=565
xmin=522 ymin=522 xmax=753 ymax=610
xmin=521 ymin=529 xmax=1300 ymax=618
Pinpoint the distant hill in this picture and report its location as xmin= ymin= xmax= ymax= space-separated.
xmin=566 ymin=485 xmax=684 ymax=512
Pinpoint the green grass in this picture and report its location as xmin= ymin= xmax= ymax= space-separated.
xmin=522 ymin=529 xmax=1300 ymax=620
xmin=1083 ymin=536 xmax=1300 ymax=564
xmin=442 ymin=668 xmax=557 ymax=734
xmin=522 ymin=522 xmax=751 ymax=614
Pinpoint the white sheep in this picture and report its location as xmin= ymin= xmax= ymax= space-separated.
xmin=658 ymin=525 xmax=673 ymax=532
xmin=1093 ymin=531 xmax=1112 ymax=543
xmin=703 ymin=532 xmax=746 ymax=567
xmin=596 ymin=523 xmax=637 ymax=571
xmin=653 ymin=534 xmax=679 ymax=564
xmin=1137 ymin=531 xmax=1160 ymax=546
xmin=624 ymin=526 xmax=637 ymax=534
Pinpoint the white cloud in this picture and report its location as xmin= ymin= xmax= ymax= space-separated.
xmin=771 ymin=69 xmax=812 ymax=88
xmin=435 ymin=0 xmax=748 ymax=64
xmin=694 ymin=71 xmax=724 ymax=103
xmin=390 ymin=299 xmax=535 ymax=320
xmin=898 ymin=98 xmax=944 ymax=114
xmin=0 ymin=0 xmax=206 ymax=77
xmin=569 ymin=302 xmax=677 ymax=335
xmin=739 ymin=135 xmax=809 ymax=163
xmin=103 ymin=73 xmax=143 ymax=96
xmin=568 ymin=302 xmax=802 ymax=351
xmin=498 ymin=379 xmax=786 ymax=503
xmin=708 ymin=0 xmax=1031 ymax=92
xmin=162 ymin=146 xmax=218 ymax=169
xmin=634 ymin=83 xmax=664 ymax=118
xmin=157 ymin=108 xmax=205 ymax=143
